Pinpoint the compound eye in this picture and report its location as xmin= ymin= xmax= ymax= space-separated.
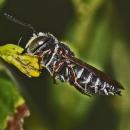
xmin=27 ymin=36 xmax=48 ymax=53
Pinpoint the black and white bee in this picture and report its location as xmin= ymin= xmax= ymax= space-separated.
xmin=4 ymin=13 xmax=124 ymax=96
xmin=23 ymin=32 xmax=123 ymax=96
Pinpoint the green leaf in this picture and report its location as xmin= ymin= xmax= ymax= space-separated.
xmin=0 ymin=65 xmax=30 ymax=130
xmin=0 ymin=76 xmax=23 ymax=129
xmin=0 ymin=44 xmax=41 ymax=77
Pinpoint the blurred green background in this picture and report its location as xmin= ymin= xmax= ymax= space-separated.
xmin=0 ymin=0 xmax=130 ymax=130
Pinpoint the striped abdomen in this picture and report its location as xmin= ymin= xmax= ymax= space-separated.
xmin=69 ymin=59 xmax=123 ymax=96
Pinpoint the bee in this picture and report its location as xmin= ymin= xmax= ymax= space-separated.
xmin=4 ymin=13 xmax=124 ymax=96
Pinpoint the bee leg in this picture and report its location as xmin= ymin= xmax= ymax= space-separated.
xmin=52 ymin=70 xmax=58 ymax=84
xmin=52 ymin=60 xmax=65 ymax=83
xmin=67 ymin=63 xmax=76 ymax=82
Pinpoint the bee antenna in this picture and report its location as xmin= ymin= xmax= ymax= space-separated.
xmin=4 ymin=13 xmax=37 ymax=33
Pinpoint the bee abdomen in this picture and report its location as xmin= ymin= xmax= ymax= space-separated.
xmin=68 ymin=63 xmax=123 ymax=96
